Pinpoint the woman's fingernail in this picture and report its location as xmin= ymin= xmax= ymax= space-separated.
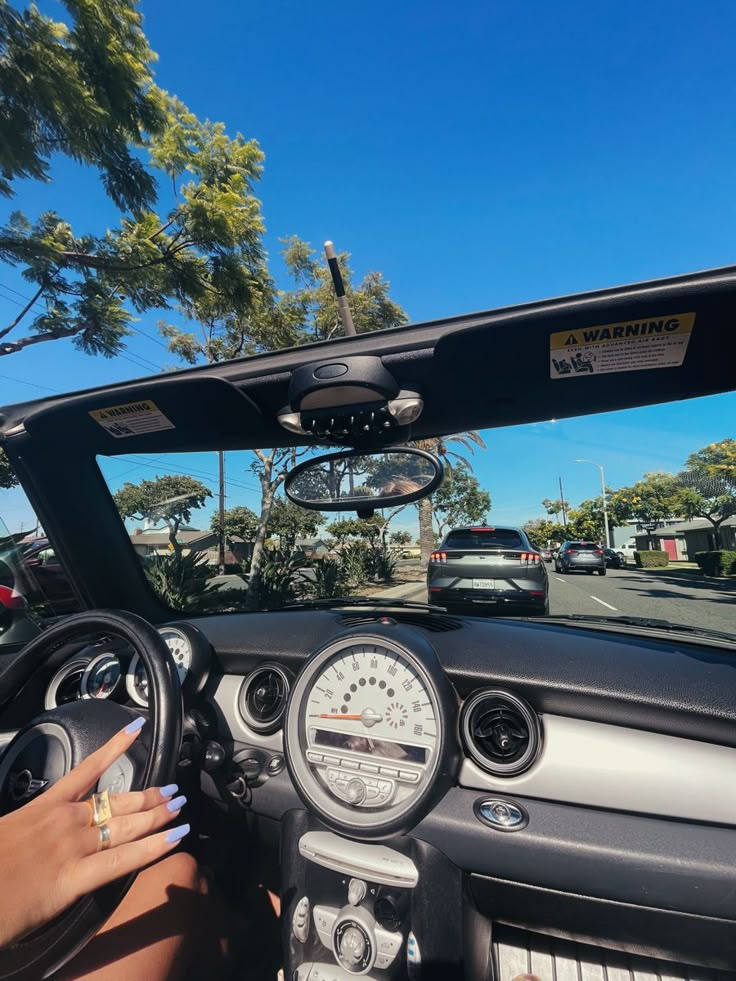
xmin=124 ymin=717 xmax=145 ymax=735
xmin=166 ymin=823 xmax=190 ymax=844
xmin=160 ymin=784 xmax=178 ymax=798
xmin=166 ymin=795 xmax=187 ymax=812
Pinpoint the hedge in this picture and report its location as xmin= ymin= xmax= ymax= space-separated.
xmin=693 ymin=550 xmax=736 ymax=576
xmin=634 ymin=550 xmax=669 ymax=569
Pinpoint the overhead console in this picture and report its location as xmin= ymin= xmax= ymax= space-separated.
xmin=277 ymin=356 xmax=423 ymax=445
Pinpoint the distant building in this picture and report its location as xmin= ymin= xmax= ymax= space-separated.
xmin=633 ymin=517 xmax=736 ymax=560
xmin=130 ymin=526 xmax=252 ymax=565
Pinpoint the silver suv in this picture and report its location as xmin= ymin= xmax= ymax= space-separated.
xmin=427 ymin=526 xmax=549 ymax=616
xmin=555 ymin=541 xmax=606 ymax=576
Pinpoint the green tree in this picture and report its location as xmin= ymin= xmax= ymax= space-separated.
xmin=390 ymin=530 xmax=412 ymax=546
xmin=432 ymin=463 xmax=491 ymax=539
xmin=684 ymin=439 xmax=736 ymax=490
xmin=279 ymin=236 xmax=408 ymax=342
xmin=267 ymin=497 xmax=325 ymax=549
xmin=0 ymin=3 xmax=266 ymax=359
xmin=0 ymin=449 xmax=18 ymax=489
xmin=542 ymin=497 xmax=569 ymax=522
xmin=113 ymin=474 xmax=211 ymax=559
xmin=565 ymin=494 xmax=618 ymax=543
xmin=676 ymin=471 xmax=736 ymax=548
xmin=210 ymin=505 xmax=259 ymax=546
xmin=522 ymin=518 xmax=567 ymax=549
xmin=326 ymin=516 xmax=385 ymax=543
xmin=608 ymin=473 xmax=683 ymax=548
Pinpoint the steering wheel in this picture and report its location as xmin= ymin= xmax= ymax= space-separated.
xmin=0 ymin=610 xmax=182 ymax=980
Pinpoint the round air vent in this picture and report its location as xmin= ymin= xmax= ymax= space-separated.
xmin=239 ymin=665 xmax=291 ymax=733
xmin=461 ymin=690 xmax=541 ymax=776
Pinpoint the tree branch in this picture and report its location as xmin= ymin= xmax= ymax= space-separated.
xmin=0 ymin=323 xmax=86 ymax=356
xmin=0 ymin=283 xmax=45 ymax=339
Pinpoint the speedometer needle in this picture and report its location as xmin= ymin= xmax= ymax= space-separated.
xmin=312 ymin=708 xmax=384 ymax=727
xmin=316 ymin=713 xmax=362 ymax=720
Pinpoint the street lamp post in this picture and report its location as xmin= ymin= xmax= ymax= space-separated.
xmin=575 ymin=459 xmax=611 ymax=549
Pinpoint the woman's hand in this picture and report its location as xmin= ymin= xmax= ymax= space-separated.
xmin=0 ymin=718 xmax=189 ymax=949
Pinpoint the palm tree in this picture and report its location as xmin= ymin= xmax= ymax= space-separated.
xmin=414 ymin=432 xmax=487 ymax=566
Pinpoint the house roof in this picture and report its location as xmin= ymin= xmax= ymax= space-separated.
xmin=643 ymin=516 xmax=736 ymax=536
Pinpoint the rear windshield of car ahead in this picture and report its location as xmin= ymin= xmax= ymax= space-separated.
xmin=567 ymin=542 xmax=600 ymax=550
xmin=445 ymin=529 xmax=524 ymax=549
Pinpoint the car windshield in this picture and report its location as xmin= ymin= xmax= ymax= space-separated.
xmin=0 ymin=392 xmax=708 ymax=639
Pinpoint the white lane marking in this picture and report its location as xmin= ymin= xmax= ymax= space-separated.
xmin=555 ymin=577 xmax=566 ymax=583
xmin=590 ymin=595 xmax=617 ymax=611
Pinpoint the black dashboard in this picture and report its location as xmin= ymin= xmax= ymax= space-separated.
xmin=177 ymin=609 xmax=736 ymax=976
xmin=13 ymin=609 xmax=736 ymax=976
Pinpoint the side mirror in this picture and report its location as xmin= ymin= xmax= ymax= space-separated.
xmin=284 ymin=447 xmax=443 ymax=515
xmin=0 ymin=585 xmax=27 ymax=611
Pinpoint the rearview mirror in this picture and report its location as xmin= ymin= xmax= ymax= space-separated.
xmin=284 ymin=447 xmax=443 ymax=514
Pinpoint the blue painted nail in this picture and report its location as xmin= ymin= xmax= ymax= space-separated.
xmin=165 ymin=823 xmax=190 ymax=844
xmin=166 ymin=795 xmax=187 ymax=813
xmin=124 ymin=717 xmax=145 ymax=735
xmin=160 ymin=784 xmax=178 ymax=798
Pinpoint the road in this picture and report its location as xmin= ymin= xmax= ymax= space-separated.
xmin=395 ymin=566 xmax=736 ymax=634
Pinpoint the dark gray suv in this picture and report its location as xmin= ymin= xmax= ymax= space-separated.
xmin=427 ymin=525 xmax=549 ymax=616
xmin=555 ymin=541 xmax=606 ymax=575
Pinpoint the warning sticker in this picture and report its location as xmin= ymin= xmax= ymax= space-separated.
xmin=89 ymin=400 xmax=175 ymax=439
xmin=550 ymin=312 xmax=695 ymax=379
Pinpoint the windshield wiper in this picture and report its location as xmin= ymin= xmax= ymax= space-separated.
xmin=540 ymin=613 xmax=735 ymax=644
xmin=281 ymin=596 xmax=447 ymax=613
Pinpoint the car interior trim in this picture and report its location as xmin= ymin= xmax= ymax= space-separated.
xmin=458 ymin=713 xmax=736 ymax=825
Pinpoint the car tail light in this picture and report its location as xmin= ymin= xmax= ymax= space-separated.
xmin=520 ymin=552 xmax=540 ymax=563
xmin=529 ymin=590 xmax=546 ymax=597
xmin=567 ymin=549 xmax=578 ymax=556
xmin=594 ymin=550 xmax=603 ymax=556
xmin=430 ymin=551 xmax=447 ymax=562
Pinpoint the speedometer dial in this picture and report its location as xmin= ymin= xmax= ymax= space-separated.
xmin=81 ymin=654 xmax=121 ymax=700
xmin=159 ymin=627 xmax=192 ymax=683
xmin=284 ymin=631 xmax=458 ymax=838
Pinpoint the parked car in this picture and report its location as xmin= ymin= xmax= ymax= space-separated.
xmin=555 ymin=541 xmax=606 ymax=575
xmin=16 ymin=538 xmax=79 ymax=614
xmin=616 ymin=540 xmax=638 ymax=564
xmin=427 ymin=525 xmax=549 ymax=615
xmin=603 ymin=548 xmax=625 ymax=569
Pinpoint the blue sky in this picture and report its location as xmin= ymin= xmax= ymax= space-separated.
xmin=2 ymin=0 xmax=736 ymax=534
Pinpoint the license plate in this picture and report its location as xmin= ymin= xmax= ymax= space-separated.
xmin=472 ymin=579 xmax=495 ymax=589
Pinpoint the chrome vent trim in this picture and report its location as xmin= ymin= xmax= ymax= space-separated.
xmin=461 ymin=689 xmax=541 ymax=776
xmin=238 ymin=664 xmax=291 ymax=734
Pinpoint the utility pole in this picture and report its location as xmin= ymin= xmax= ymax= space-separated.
xmin=218 ymin=450 xmax=226 ymax=576
xmin=575 ymin=459 xmax=611 ymax=548
xmin=558 ymin=476 xmax=568 ymax=527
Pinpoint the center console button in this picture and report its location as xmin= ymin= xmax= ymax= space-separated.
xmin=292 ymin=896 xmax=310 ymax=943
xmin=347 ymin=877 xmax=367 ymax=906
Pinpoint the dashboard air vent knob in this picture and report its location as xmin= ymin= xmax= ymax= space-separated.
xmin=239 ymin=665 xmax=291 ymax=733
xmin=461 ymin=690 xmax=541 ymax=776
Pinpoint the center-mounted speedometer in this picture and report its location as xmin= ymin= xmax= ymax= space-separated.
xmin=284 ymin=629 xmax=458 ymax=838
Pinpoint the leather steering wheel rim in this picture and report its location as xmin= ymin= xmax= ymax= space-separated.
xmin=0 ymin=610 xmax=182 ymax=981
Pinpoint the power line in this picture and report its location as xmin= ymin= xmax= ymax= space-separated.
xmin=0 ymin=373 xmax=60 ymax=394
xmin=114 ymin=455 xmax=260 ymax=493
xmin=127 ymin=323 xmax=171 ymax=351
xmin=0 ymin=282 xmax=32 ymax=301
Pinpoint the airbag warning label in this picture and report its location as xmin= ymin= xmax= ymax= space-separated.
xmin=89 ymin=400 xmax=175 ymax=438
xmin=550 ymin=312 xmax=695 ymax=379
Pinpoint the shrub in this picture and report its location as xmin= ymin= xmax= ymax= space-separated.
xmin=144 ymin=552 xmax=217 ymax=611
xmin=693 ymin=550 xmax=736 ymax=576
xmin=258 ymin=550 xmax=308 ymax=609
xmin=340 ymin=542 xmax=372 ymax=588
xmin=310 ymin=557 xmax=348 ymax=599
xmin=366 ymin=542 xmax=398 ymax=582
xmin=634 ymin=550 xmax=669 ymax=569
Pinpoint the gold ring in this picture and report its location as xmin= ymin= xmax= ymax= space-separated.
xmin=97 ymin=823 xmax=112 ymax=851
xmin=89 ymin=789 xmax=112 ymax=827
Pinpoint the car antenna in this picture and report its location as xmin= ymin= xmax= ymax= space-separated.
xmin=324 ymin=240 xmax=357 ymax=336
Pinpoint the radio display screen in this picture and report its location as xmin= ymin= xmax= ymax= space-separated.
xmin=314 ymin=728 xmax=427 ymax=764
